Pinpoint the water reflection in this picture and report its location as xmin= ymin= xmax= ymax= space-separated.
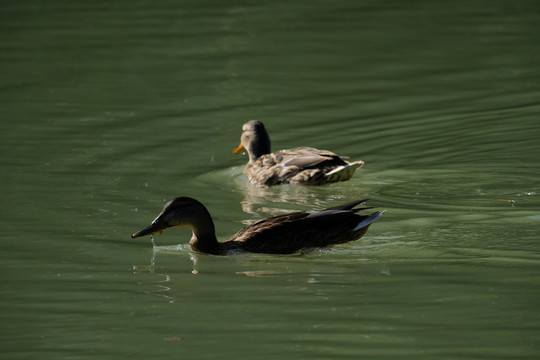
xmin=235 ymin=270 xmax=291 ymax=277
xmin=234 ymin=178 xmax=341 ymax=220
xmin=149 ymin=274 xmax=176 ymax=303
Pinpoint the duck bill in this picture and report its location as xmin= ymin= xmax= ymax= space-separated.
xmin=131 ymin=217 xmax=167 ymax=238
xmin=233 ymin=144 xmax=246 ymax=153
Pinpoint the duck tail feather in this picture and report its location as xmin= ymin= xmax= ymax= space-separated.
xmin=350 ymin=206 xmax=375 ymax=213
xmin=324 ymin=160 xmax=364 ymax=177
xmin=326 ymin=199 xmax=369 ymax=211
xmin=353 ymin=210 xmax=386 ymax=231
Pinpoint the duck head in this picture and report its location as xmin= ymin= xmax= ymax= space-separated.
xmin=233 ymin=120 xmax=271 ymax=163
xmin=131 ymin=197 xmax=215 ymax=239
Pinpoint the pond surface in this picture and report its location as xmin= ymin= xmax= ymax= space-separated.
xmin=1 ymin=0 xmax=539 ymax=359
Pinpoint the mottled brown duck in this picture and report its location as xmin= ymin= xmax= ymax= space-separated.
xmin=132 ymin=197 xmax=384 ymax=255
xmin=233 ymin=120 xmax=364 ymax=186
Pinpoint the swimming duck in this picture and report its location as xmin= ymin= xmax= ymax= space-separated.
xmin=132 ymin=197 xmax=384 ymax=255
xmin=233 ymin=120 xmax=365 ymax=186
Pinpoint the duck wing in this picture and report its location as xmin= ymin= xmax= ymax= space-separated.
xmin=228 ymin=201 xmax=381 ymax=254
xmin=277 ymin=147 xmax=348 ymax=168
xmin=248 ymin=147 xmax=354 ymax=185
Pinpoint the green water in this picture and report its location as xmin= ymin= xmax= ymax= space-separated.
xmin=1 ymin=0 xmax=539 ymax=359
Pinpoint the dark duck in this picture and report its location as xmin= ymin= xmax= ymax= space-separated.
xmin=132 ymin=197 xmax=384 ymax=255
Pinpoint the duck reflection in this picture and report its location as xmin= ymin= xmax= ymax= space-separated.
xmin=233 ymin=176 xmax=350 ymax=222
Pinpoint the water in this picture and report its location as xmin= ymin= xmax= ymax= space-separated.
xmin=1 ymin=0 xmax=539 ymax=358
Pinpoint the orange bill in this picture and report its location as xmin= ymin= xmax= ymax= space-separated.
xmin=233 ymin=144 xmax=246 ymax=153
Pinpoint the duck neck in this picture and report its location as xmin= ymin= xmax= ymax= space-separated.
xmin=188 ymin=209 xmax=222 ymax=255
xmin=248 ymin=134 xmax=271 ymax=163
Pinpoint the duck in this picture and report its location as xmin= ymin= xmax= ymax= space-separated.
xmin=233 ymin=120 xmax=365 ymax=186
xmin=132 ymin=197 xmax=384 ymax=255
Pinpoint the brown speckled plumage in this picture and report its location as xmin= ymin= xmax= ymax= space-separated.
xmin=132 ymin=197 xmax=384 ymax=255
xmin=233 ymin=121 xmax=364 ymax=186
